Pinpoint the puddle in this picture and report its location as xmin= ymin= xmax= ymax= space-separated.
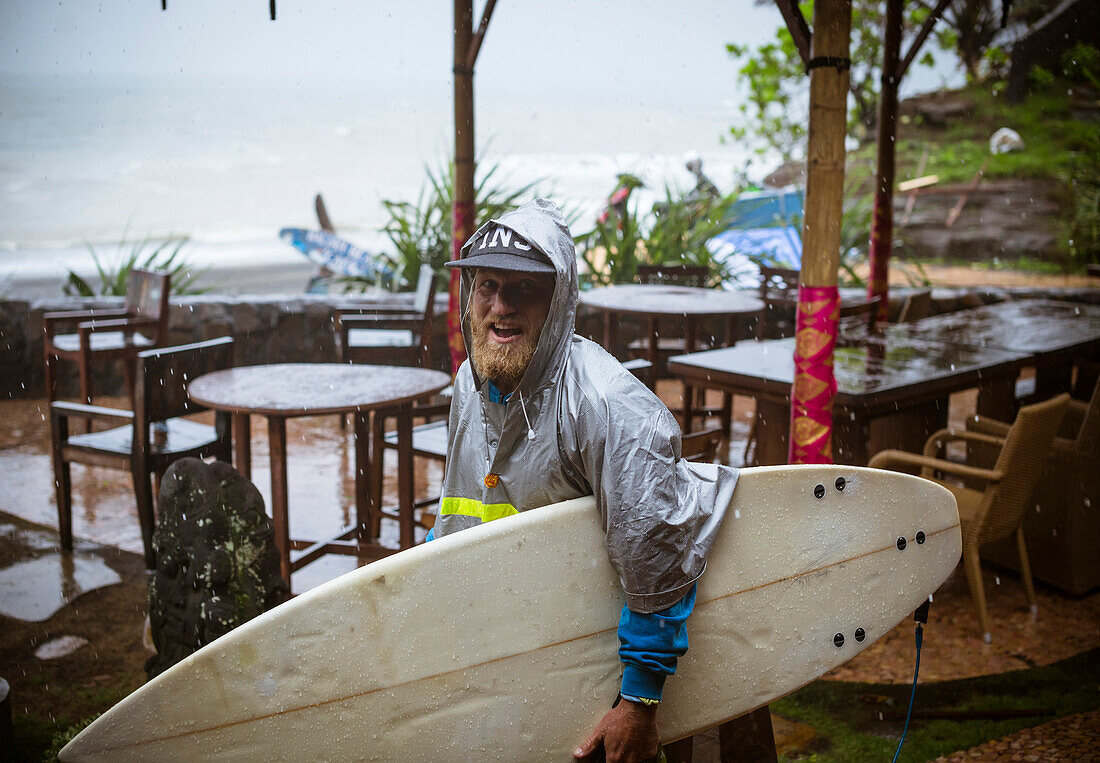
xmin=0 ymin=522 xmax=59 ymax=552
xmin=0 ymin=552 xmax=122 ymax=622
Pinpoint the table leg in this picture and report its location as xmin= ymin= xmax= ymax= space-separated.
xmin=396 ymin=402 xmax=415 ymax=549
xmin=353 ymin=411 xmax=371 ymax=542
xmin=834 ymin=410 xmax=870 ymax=466
xmin=755 ymin=398 xmax=791 ymax=466
xmin=603 ymin=311 xmax=616 ymax=355
xmin=681 ymin=319 xmax=698 ymax=431
xmin=976 ymin=375 xmax=1017 ymax=420
xmin=232 ymin=413 xmax=252 ymax=479
xmin=267 ymin=416 xmax=291 ymax=586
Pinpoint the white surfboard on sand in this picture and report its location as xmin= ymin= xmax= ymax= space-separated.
xmin=62 ymin=465 xmax=960 ymax=761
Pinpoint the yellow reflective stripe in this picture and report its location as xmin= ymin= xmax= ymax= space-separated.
xmin=439 ymin=497 xmax=518 ymax=523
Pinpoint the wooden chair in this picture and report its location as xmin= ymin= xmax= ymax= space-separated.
xmin=837 ymin=295 xmax=883 ymax=344
xmin=43 ymin=269 xmax=171 ymax=406
xmin=629 ymin=265 xmax=735 ymax=440
xmin=969 ymin=375 xmax=1100 ymax=595
xmin=896 ymin=288 xmax=933 ymax=323
xmin=636 ymin=264 xmax=710 ymax=288
xmin=869 ymin=393 xmax=1070 ymax=642
xmin=681 ymin=426 xmax=725 ymax=463
xmin=335 ymin=263 xmax=438 ymax=368
xmin=50 ymin=337 xmax=234 ymax=569
xmin=755 ymin=266 xmax=800 ymax=340
xmin=628 ymin=265 xmax=726 ymax=376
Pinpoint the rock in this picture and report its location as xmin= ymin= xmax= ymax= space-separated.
xmin=146 ymin=458 xmax=288 ymax=679
xmin=35 ymin=635 xmax=89 ymax=660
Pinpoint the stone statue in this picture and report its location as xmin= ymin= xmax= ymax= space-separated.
xmin=146 ymin=458 xmax=288 ymax=679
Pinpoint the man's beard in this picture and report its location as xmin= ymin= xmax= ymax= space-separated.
xmin=469 ymin=311 xmax=540 ymax=391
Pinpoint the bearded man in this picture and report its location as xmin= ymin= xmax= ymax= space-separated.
xmin=434 ymin=198 xmax=739 ymax=762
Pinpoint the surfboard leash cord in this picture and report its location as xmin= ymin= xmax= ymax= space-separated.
xmin=892 ymin=598 xmax=931 ymax=763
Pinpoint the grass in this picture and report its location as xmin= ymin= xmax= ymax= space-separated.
xmin=772 ymin=648 xmax=1099 ymax=762
xmin=864 ymin=83 xmax=1099 ymax=187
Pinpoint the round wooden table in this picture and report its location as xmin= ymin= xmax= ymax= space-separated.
xmin=580 ymin=285 xmax=763 ymax=428
xmin=189 ymin=363 xmax=451 ymax=584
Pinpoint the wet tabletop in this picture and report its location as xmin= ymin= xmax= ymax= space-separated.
xmin=579 ymin=285 xmax=763 ymax=317
xmin=886 ymin=299 xmax=1100 ymax=354
xmin=669 ymin=335 xmax=1026 ymax=409
xmin=188 ymin=363 xmax=452 ymax=416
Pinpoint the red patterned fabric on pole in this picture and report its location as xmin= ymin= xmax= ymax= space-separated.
xmin=789 ymin=285 xmax=840 ymax=464
xmin=449 ymin=201 xmax=475 ymax=374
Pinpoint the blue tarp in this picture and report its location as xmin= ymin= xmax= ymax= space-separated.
xmin=707 ymin=187 xmax=804 ymax=286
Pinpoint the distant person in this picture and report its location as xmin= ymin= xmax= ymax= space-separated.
xmin=432 ymin=199 xmax=739 ymax=761
xmin=684 ymin=153 xmax=720 ymax=202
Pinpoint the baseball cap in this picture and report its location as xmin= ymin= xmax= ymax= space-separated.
xmin=445 ymin=223 xmax=555 ymax=274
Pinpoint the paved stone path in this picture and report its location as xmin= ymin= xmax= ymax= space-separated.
xmin=933 ymin=709 xmax=1099 ymax=761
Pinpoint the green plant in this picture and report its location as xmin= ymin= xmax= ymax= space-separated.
xmin=64 ymin=235 xmax=207 ymax=297
xmin=645 ymin=187 xmax=739 ymax=284
xmin=1067 ymin=133 xmax=1100 ymax=266
xmin=574 ymin=191 xmax=644 ymax=288
xmin=575 ymin=184 xmax=739 ymax=288
xmin=370 ymin=157 xmax=541 ymax=292
xmin=725 ymin=1 xmax=953 ymax=160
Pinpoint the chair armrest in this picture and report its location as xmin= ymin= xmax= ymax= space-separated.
xmin=965 ymin=416 xmax=1011 ymax=438
xmin=77 ymin=316 xmax=158 ymax=332
xmin=51 ymin=401 xmax=135 ymax=423
xmin=340 ymin=316 xmax=424 ymax=331
xmin=922 ymin=427 xmax=1005 ymax=458
xmin=334 ymin=306 xmax=420 ymax=320
xmin=869 ymin=449 xmax=1004 ymax=484
xmin=43 ymin=309 xmax=129 ymax=338
xmin=44 ymin=308 xmax=128 ymax=322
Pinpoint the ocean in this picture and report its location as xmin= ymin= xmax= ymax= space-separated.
xmin=0 ymin=73 xmax=762 ymax=296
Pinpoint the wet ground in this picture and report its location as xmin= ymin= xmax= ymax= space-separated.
xmin=1 ymin=385 xmax=1098 ymax=759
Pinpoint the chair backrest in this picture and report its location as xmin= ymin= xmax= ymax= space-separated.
xmin=637 ymin=264 xmax=710 ymax=288
xmin=126 ymin=269 xmax=171 ymax=320
xmin=896 ymin=289 xmax=933 ymax=323
xmin=412 ymin=263 xmax=437 ymax=313
xmin=758 ymin=266 xmax=799 ymax=297
xmin=681 ymin=426 xmax=724 ymax=463
xmin=755 ymin=266 xmax=800 ymax=339
xmin=976 ymin=393 xmax=1070 ymax=545
xmin=135 ymin=337 xmax=235 ymax=428
xmin=838 ymin=296 xmax=882 ymax=338
xmin=126 ymin=269 xmax=172 ymax=341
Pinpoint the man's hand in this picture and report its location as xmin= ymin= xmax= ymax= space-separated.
xmin=574 ymin=698 xmax=659 ymax=763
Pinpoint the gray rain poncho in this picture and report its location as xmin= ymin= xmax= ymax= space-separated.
xmin=436 ymin=199 xmax=739 ymax=613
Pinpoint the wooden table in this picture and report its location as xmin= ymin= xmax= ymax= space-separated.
xmin=580 ymin=285 xmax=763 ymax=425
xmin=668 ymin=335 xmax=1028 ymax=465
xmin=189 ymin=363 xmax=451 ymax=584
xmin=882 ymin=299 xmax=1100 ymax=411
xmin=669 ymin=299 xmax=1100 ymax=465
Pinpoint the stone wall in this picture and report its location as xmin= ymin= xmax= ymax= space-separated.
xmin=3 ymin=286 xmax=1099 ymax=400
xmin=0 ymin=293 xmax=450 ymax=400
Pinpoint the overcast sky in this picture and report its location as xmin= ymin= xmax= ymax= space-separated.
xmin=1 ymin=1 xmax=957 ymax=102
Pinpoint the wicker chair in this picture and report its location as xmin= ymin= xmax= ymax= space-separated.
xmin=869 ymin=393 xmax=1071 ymax=642
xmin=968 ymin=375 xmax=1100 ymax=595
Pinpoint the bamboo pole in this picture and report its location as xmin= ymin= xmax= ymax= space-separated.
xmin=867 ymin=0 xmax=903 ymax=322
xmin=789 ymin=0 xmax=852 ymax=465
xmin=450 ymin=0 xmax=476 ymax=373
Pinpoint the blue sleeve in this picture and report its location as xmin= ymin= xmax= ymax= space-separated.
xmin=617 ymin=582 xmax=696 ymax=701
xmin=425 ymin=527 xmax=435 ymax=542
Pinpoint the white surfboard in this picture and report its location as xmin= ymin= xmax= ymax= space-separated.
xmin=61 ymin=465 xmax=960 ymax=761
